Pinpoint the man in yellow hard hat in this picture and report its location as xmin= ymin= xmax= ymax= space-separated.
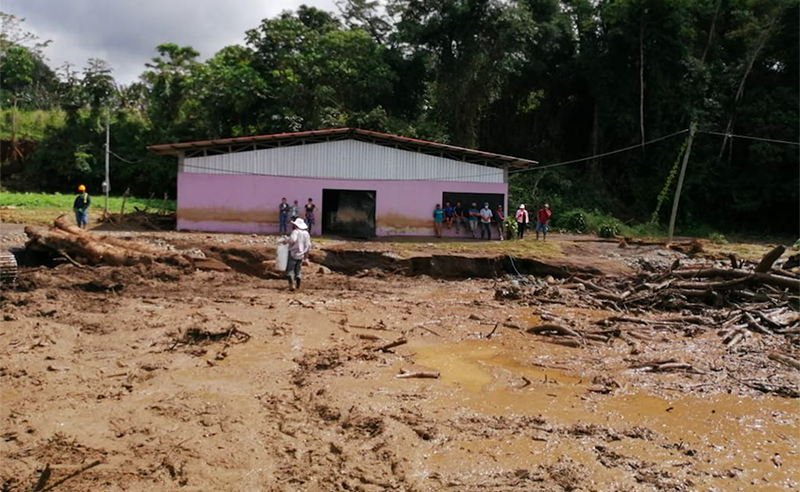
xmin=73 ymin=185 xmax=91 ymax=229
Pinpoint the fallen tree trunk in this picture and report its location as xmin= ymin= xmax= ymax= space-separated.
xmin=396 ymin=368 xmax=439 ymax=379
xmin=755 ymin=245 xmax=785 ymax=273
xmin=768 ymin=352 xmax=800 ymax=371
xmin=672 ymin=268 xmax=749 ymax=279
xmin=753 ymin=272 xmax=800 ymax=291
xmin=26 ymin=226 xmax=148 ymax=266
xmin=53 ymin=215 xmax=191 ymax=267
xmin=527 ymin=323 xmax=582 ymax=338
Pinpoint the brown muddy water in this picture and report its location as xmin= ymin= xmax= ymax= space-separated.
xmin=415 ymin=339 xmax=799 ymax=491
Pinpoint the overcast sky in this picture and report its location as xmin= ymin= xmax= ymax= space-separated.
xmin=4 ymin=0 xmax=337 ymax=84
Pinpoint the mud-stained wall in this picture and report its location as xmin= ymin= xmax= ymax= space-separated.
xmin=177 ymin=173 xmax=507 ymax=236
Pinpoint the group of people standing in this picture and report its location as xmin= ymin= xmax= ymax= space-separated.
xmin=513 ymin=203 xmax=551 ymax=240
xmin=433 ymin=201 xmax=505 ymax=240
xmin=433 ymin=201 xmax=551 ymax=241
xmin=279 ymin=198 xmax=317 ymax=235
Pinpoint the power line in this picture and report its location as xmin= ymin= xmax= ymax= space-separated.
xmin=108 ymin=149 xmax=143 ymax=164
xmin=508 ymin=129 xmax=690 ymax=174
xmin=699 ymin=130 xmax=800 ymax=147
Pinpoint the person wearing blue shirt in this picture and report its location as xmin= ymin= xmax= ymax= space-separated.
xmin=443 ymin=201 xmax=455 ymax=230
xmin=467 ymin=203 xmax=480 ymax=238
xmin=278 ymin=197 xmax=290 ymax=233
xmin=432 ymin=203 xmax=444 ymax=238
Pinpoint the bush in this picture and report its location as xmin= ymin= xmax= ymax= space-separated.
xmin=559 ymin=210 xmax=586 ymax=233
xmin=708 ymin=232 xmax=728 ymax=244
xmin=504 ymin=217 xmax=519 ymax=239
xmin=598 ymin=222 xmax=620 ymax=238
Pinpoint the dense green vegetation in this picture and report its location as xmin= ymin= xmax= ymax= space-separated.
xmin=1 ymin=1 xmax=797 ymax=236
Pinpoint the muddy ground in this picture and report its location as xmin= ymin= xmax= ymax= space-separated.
xmin=1 ymin=228 xmax=797 ymax=491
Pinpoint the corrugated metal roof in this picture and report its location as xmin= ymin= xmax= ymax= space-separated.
xmin=182 ymin=140 xmax=505 ymax=183
xmin=149 ymin=128 xmax=537 ymax=169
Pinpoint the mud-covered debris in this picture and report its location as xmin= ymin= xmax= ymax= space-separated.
xmin=546 ymin=455 xmax=589 ymax=491
xmin=75 ymin=280 xmax=124 ymax=293
xmin=177 ymin=326 xmax=250 ymax=347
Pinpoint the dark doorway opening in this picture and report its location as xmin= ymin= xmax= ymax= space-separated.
xmin=442 ymin=192 xmax=505 ymax=215
xmin=322 ymin=189 xmax=376 ymax=238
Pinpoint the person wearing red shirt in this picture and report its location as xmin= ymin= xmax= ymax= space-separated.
xmin=535 ymin=203 xmax=552 ymax=241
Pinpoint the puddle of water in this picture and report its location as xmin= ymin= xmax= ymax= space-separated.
xmin=415 ymin=339 xmax=799 ymax=490
xmin=415 ymin=340 xmax=579 ymax=393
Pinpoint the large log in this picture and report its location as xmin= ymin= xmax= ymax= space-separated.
xmin=672 ymin=268 xmax=748 ymax=279
xmin=24 ymin=215 xmax=197 ymax=270
xmin=53 ymin=214 xmax=187 ymax=263
xmin=755 ymin=245 xmax=785 ymax=273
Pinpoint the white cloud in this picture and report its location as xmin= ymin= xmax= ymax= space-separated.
xmin=4 ymin=0 xmax=338 ymax=84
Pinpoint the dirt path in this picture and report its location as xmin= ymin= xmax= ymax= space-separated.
xmin=1 ymin=230 xmax=797 ymax=491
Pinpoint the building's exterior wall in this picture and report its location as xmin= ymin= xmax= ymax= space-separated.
xmin=177 ymin=173 xmax=507 ymax=237
xmin=183 ymin=140 xmax=504 ymax=184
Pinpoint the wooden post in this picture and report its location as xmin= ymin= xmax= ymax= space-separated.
xmin=667 ymin=122 xmax=697 ymax=243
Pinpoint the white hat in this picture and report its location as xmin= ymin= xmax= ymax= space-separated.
xmin=292 ymin=218 xmax=308 ymax=230
xmin=519 ymin=204 xmax=526 ymax=209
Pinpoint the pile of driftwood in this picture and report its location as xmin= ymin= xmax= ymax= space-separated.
xmin=505 ymin=245 xmax=799 ymax=384
xmin=572 ymin=245 xmax=798 ymax=312
xmin=24 ymin=215 xmax=192 ymax=268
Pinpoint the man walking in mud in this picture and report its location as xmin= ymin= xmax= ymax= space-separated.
xmin=285 ymin=218 xmax=311 ymax=291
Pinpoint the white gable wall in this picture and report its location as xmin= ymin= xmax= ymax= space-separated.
xmin=182 ymin=139 xmax=504 ymax=183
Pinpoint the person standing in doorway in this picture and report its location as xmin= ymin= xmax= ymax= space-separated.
xmin=468 ymin=203 xmax=480 ymax=238
xmin=285 ymin=218 xmax=311 ymax=291
xmin=433 ymin=203 xmax=444 ymax=238
xmin=494 ymin=204 xmax=505 ymax=241
xmin=479 ymin=203 xmax=493 ymax=240
xmin=304 ymin=198 xmax=317 ymax=235
xmin=535 ymin=203 xmax=552 ymax=241
xmin=279 ymin=197 xmax=290 ymax=234
xmin=73 ymin=185 xmax=91 ymax=229
xmin=290 ymin=200 xmax=299 ymax=221
xmin=515 ymin=204 xmax=529 ymax=240
xmin=453 ymin=201 xmax=465 ymax=233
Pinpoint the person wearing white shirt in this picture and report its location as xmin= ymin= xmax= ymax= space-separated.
xmin=285 ymin=218 xmax=312 ymax=291
xmin=479 ymin=203 xmax=493 ymax=240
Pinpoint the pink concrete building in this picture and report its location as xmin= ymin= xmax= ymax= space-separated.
xmin=150 ymin=128 xmax=537 ymax=238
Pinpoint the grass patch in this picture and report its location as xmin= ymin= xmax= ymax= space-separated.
xmin=391 ymin=238 xmax=564 ymax=259
xmin=1 ymin=191 xmax=175 ymax=211
xmin=0 ymin=191 xmax=176 ymax=226
xmin=702 ymin=242 xmax=782 ymax=261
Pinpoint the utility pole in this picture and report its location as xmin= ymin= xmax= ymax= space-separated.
xmin=667 ymin=122 xmax=697 ymax=243
xmin=104 ymin=110 xmax=110 ymax=213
